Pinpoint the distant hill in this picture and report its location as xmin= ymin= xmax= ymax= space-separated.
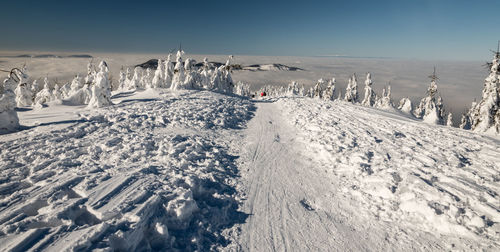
xmin=135 ymin=59 xmax=304 ymax=71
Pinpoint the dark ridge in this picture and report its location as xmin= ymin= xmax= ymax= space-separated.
xmin=135 ymin=59 xmax=160 ymax=69
xmin=135 ymin=59 xmax=303 ymax=71
xmin=33 ymin=54 xmax=61 ymax=58
xmin=67 ymin=54 xmax=93 ymax=58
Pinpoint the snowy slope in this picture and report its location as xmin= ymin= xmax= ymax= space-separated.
xmin=266 ymin=97 xmax=499 ymax=250
xmin=0 ymin=90 xmax=254 ymax=251
xmin=1 ymin=90 xmax=499 ymax=251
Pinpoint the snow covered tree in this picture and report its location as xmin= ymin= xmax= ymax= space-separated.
xmin=15 ymin=81 xmax=33 ymax=107
xmin=313 ymin=79 xmax=324 ymax=99
xmin=164 ymin=54 xmax=174 ymax=88
xmin=299 ymin=85 xmax=305 ymax=97
xmin=398 ymin=97 xmax=413 ymax=115
xmin=88 ymin=61 xmax=112 ymax=108
xmin=66 ymin=74 xmax=91 ymax=105
xmin=460 ymin=113 xmax=472 ymax=129
xmin=152 ymin=59 xmax=165 ymax=88
xmin=234 ymin=81 xmax=251 ymax=96
xmin=322 ymin=78 xmax=336 ymax=101
xmin=171 ymin=50 xmax=185 ymax=90
xmin=209 ymin=56 xmax=234 ymax=93
xmin=469 ymin=47 xmax=500 ymax=133
xmin=288 ymin=81 xmax=301 ymax=96
xmin=34 ymin=77 xmax=52 ymax=107
xmin=375 ymin=85 xmax=394 ymax=110
xmin=60 ymin=83 xmax=71 ymax=98
xmin=183 ymin=58 xmax=201 ymax=89
xmin=141 ymin=68 xmax=152 ymax=89
xmin=0 ymin=69 xmax=20 ymax=133
xmin=84 ymin=61 xmax=95 ymax=85
xmin=31 ymin=79 xmax=40 ymax=95
xmin=129 ymin=67 xmax=142 ymax=90
xmin=118 ymin=69 xmax=127 ymax=91
xmin=200 ymin=57 xmax=211 ymax=89
xmin=52 ymin=83 xmax=63 ymax=101
xmin=344 ymin=74 xmax=358 ymax=103
xmin=361 ymin=73 xmax=376 ymax=106
xmin=414 ymin=69 xmax=446 ymax=125
xmin=125 ymin=67 xmax=132 ymax=88
xmin=70 ymin=75 xmax=83 ymax=94
xmin=446 ymin=113 xmax=453 ymax=127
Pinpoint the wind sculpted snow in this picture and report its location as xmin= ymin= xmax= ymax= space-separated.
xmin=0 ymin=90 xmax=255 ymax=251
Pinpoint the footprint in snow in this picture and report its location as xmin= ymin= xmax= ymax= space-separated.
xmin=274 ymin=134 xmax=280 ymax=142
xmin=300 ymin=198 xmax=315 ymax=211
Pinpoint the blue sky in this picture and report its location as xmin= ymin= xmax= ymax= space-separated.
xmin=1 ymin=0 xmax=498 ymax=60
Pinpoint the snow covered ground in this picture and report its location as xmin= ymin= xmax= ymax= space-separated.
xmin=0 ymin=89 xmax=254 ymax=251
xmin=0 ymin=89 xmax=499 ymax=251
xmin=268 ymin=97 xmax=499 ymax=250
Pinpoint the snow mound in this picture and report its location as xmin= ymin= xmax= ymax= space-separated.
xmin=0 ymin=90 xmax=254 ymax=251
xmin=278 ymin=97 xmax=500 ymax=248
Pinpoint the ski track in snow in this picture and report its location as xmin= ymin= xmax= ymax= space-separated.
xmin=0 ymin=90 xmax=254 ymax=251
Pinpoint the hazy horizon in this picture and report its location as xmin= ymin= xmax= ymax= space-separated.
xmin=1 ymin=0 xmax=499 ymax=61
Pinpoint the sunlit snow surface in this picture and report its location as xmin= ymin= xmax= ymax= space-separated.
xmin=277 ymin=97 xmax=499 ymax=249
xmin=0 ymin=89 xmax=499 ymax=251
xmin=0 ymin=90 xmax=254 ymax=251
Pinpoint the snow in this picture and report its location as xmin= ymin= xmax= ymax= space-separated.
xmin=0 ymin=87 xmax=499 ymax=250
xmin=0 ymin=89 xmax=254 ymax=250
xmin=0 ymin=74 xmax=20 ymax=133
xmin=275 ymin=97 xmax=499 ymax=250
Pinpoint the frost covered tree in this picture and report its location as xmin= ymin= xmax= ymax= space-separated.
xmin=0 ymin=69 xmax=21 ymax=133
xmin=66 ymin=74 xmax=91 ymax=105
xmin=313 ymin=79 xmax=324 ymax=99
xmin=322 ymin=78 xmax=336 ymax=101
xmin=164 ymin=54 xmax=174 ymax=88
xmin=299 ymin=85 xmax=305 ymax=97
xmin=234 ymin=81 xmax=251 ymax=96
xmin=200 ymin=57 xmax=211 ymax=89
xmin=88 ymin=61 xmax=112 ymax=108
xmin=129 ymin=67 xmax=142 ymax=90
xmin=84 ymin=61 xmax=95 ymax=85
xmin=31 ymin=79 xmax=40 ymax=95
xmin=446 ymin=113 xmax=453 ymax=127
xmin=141 ymin=68 xmax=152 ymax=89
xmin=117 ymin=69 xmax=127 ymax=91
xmin=183 ymin=58 xmax=200 ymax=89
xmin=344 ymin=74 xmax=358 ymax=103
xmin=171 ymin=50 xmax=185 ymax=90
xmin=152 ymin=59 xmax=165 ymax=88
xmin=70 ymin=75 xmax=83 ymax=94
xmin=52 ymin=83 xmax=63 ymax=101
xmin=209 ymin=56 xmax=234 ymax=93
xmin=398 ymin=97 xmax=413 ymax=115
xmin=469 ymin=47 xmax=500 ymax=133
xmin=125 ymin=67 xmax=132 ymax=88
xmin=288 ymin=81 xmax=301 ymax=96
xmin=375 ymin=85 xmax=393 ymax=110
xmin=460 ymin=113 xmax=472 ymax=130
xmin=414 ymin=69 xmax=445 ymax=124
xmin=15 ymin=80 xmax=33 ymax=107
xmin=361 ymin=73 xmax=376 ymax=106
xmin=34 ymin=77 xmax=52 ymax=107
